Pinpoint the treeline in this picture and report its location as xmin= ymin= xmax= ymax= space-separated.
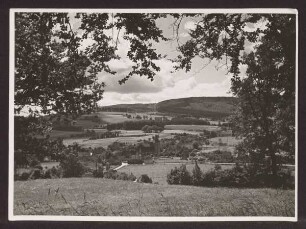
xmin=157 ymin=107 xmax=232 ymax=119
xmin=107 ymin=120 xmax=165 ymax=131
xmin=167 ymin=162 xmax=294 ymax=189
xmin=169 ymin=117 xmax=210 ymax=125
xmin=106 ymin=117 xmax=211 ymax=131
xmin=52 ymin=125 xmax=83 ymax=131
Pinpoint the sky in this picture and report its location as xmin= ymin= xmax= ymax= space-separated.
xmin=89 ymin=15 xmax=239 ymax=106
xmin=71 ymin=14 xmax=261 ymax=107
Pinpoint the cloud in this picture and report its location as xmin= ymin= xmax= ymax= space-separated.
xmin=184 ymin=21 xmax=196 ymax=31
xmin=179 ymin=32 xmax=190 ymax=38
xmin=98 ymin=58 xmax=177 ymax=94
xmin=99 ymin=75 xmax=232 ymax=106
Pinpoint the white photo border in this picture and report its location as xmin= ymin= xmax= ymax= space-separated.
xmin=9 ymin=8 xmax=298 ymax=222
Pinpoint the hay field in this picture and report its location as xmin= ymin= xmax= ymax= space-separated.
xmin=14 ymin=178 xmax=295 ymax=217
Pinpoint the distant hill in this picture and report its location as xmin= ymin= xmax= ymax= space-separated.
xmin=100 ymin=97 xmax=237 ymax=118
xmin=156 ymin=97 xmax=236 ymax=118
xmin=100 ymin=103 xmax=156 ymax=113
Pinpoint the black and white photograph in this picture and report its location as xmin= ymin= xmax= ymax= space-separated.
xmin=9 ymin=9 xmax=297 ymax=221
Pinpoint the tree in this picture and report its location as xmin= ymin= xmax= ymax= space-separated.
xmin=192 ymin=141 xmax=200 ymax=150
xmin=166 ymin=164 xmax=191 ymax=185
xmin=191 ymin=160 xmax=203 ymax=186
xmin=174 ymin=14 xmax=295 ymax=177
xmin=60 ymin=152 xmax=84 ymax=178
xmin=15 ymin=13 xmax=167 ymax=116
xmin=141 ymin=125 xmax=149 ymax=132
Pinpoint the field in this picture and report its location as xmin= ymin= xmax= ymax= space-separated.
xmin=14 ymin=178 xmax=295 ymax=216
xmin=209 ymin=136 xmax=243 ymax=146
xmin=63 ymin=130 xmax=199 ymax=148
xmin=48 ymin=130 xmax=84 ymax=139
xmin=165 ymin=125 xmax=221 ymax=132
xmin=119 ymin=163 xmax=234 ymax=185
xmin=96 ymin=112 xmax=130 ymax=123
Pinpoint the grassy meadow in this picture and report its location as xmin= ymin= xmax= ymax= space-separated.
xmin=165 ymin=124 xmax=221 ymax=132
xmin=14 ymin=178 xmax=295 ymax=216
xmin=62 ymin=129 xmax=201 ymax=148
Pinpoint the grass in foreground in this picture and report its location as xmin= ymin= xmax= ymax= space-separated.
xmin=14 ymin=178 xmax=294 ymax=217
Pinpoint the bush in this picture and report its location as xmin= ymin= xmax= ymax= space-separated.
xmin=93 ymin=165 xmax=104 ymax=178
xmin=44 ymin=166 xmax=62 ymax=179
xmin=200 ymin=164 xmax=294 ymax=188
xmin=167 ymin=164 xmax=191 ymax=185
xmin=166 ymin=162 xmax=294 ymax=189
xmin=103 ymin=170 xmax=137 ymax=182
xmin=44 ymin=169 xmax=52 ymax=179
xmin=107 ymin=158 xmax=122 ymax=166
xmin=29 ymin=159 xmax=40 ymax=167
xmin=19 ymin=172 xmax=30 ymax=181
xmin=137 ymin=174 xmax=152 ymax=183
xmin=191 ymin=161 xmax=203 ymax=186
xmin=30 ymin=169 xmax=43 ymax=179
xmin=50 ymin=166 xmax=62 ymax=178
xmin=60 ymin=153 xmax=85 ymax=178
xmin=127 ymin=158 xmax=144 ymax=164
xmin=117 ymin=172 xmax=129 ymax=180
xmin=128 ymin=173 xmax=136 ymax=181
xmin=104 ymin=169 xmax=117 ymax=179
xmin=167 ymin=167 xmax=180 ymax=185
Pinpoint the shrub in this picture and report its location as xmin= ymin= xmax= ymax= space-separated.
xmin=127 ymin=158 xmax=144 ymax=164
xmin=167 ymin=167 xmax=180 ymax=185
xmin=60 ymin=153 xmax=85 ymax=178
xmin=167 ymin=164 xmax=191 ymax=185
xmin=104 ymin=169 xmax=117 ymax=179
xmin=93 ymin=165 xmax=104 ymax=178
xmin=44 ymin=166 xmax=62 ymax=178
xmin=30 ymin=169 xmax=43 ymax=179
xmin=50 ymin=166 xmax=62 ymax=178
xmin=137 ymin=174 xmax=152 ymax=183
xmin=29 ymin=159 xmax=40 ymax=167
xmin=103 ymin=170 xmax=137 ymax=182
xmin=19 ymin=172 xmax=30 ymax=181
xmin=44 ymin=169 xmax=52 ymax=179
xmin=191 ymin=161 xmax=203 ymax=186
xmin=117 ymin=172 xmax=129 ymax=180
xmin=127 ymin=173 xmax=136 ymax=181
xmin=107 ymin=158 xmax=122 ymax=166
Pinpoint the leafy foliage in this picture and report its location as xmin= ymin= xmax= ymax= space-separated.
xmin=93 ymin=165 xmax=104 ymax=178
xmin=15 ymin=13 xmax=166 ymax=116
xmin=137 ymin=174 xmax=153 ymax=183
xmin=167 ymin=162 xmax=294 ymax=189
xmin=174 ymin=14 xmax=296 ymax=176
xmin=167 ymin=164 xmax=191 ymax=185
xmin=60 ymin=152 xmax=85 ymax=178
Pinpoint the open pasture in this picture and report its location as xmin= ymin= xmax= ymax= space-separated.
xmin=96 ymin=112 xmax=130 ymax=123
xmin=209 ymin=136 xmax=243 ymax=146
xmin=63 ymin=135 xmax=154 ymax=148
xmin=48 ymin=130 xmax=84 ymax=139
xmin=63 ymin=129 xmax=200 ymax=148
xmin=165 ymin=125 xmax=221 ymax=132
xmin=14 ymin=178 xmax=295 ymax=216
